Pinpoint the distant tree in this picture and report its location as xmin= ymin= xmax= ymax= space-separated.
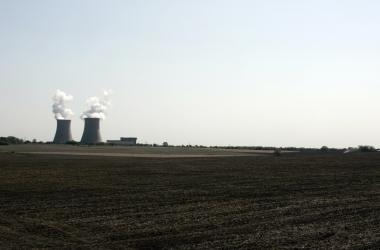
xmin=66 ymin=140 xmax=79 ymax=145
xmin=358 ymin=145 xmax=377 ymax=153
xmin=0 ymin=136 xmax=24 ymax=144
xmin=321 ymin=146 xmax=329 ymax=152
xmin=162 ymin=142 xmax=169 ymax=147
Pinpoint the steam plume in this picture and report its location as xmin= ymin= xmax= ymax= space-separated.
xmin=81 ymin=90 xmax=112 ymax=120
xmin=52 ymin=90 xmax=74 ymax=120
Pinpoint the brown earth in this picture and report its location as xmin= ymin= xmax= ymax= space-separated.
xmin=0 ymin=144 xmax=279 ymax=158
xmin=0 ymin=147 xmax=379 ymax=249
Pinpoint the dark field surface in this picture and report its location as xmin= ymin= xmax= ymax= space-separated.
xmin=0 ymin=152 xmax=379 ymax=249
xmin=0 ymin=144 xmax=275 ymax=157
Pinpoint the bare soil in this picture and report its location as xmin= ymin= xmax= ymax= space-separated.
xmin=0 ymin=147 xmax=379 ymax=249
xmin=0 ymin=144 xmax=275 ymax=156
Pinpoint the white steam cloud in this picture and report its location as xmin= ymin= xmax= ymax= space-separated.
xmin=81 ymin=90 xmax=112 ymax=120
xmin=52 ymin=90 xmax=74 ymax=120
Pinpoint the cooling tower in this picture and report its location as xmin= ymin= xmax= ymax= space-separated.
xmin=80 ymin=118 xmax=102 ymax=144
xmin=53 ymin=120 xmax=73 ymax=144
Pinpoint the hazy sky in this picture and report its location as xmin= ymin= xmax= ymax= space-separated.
xmin=1 ymin=0 xmax=380 ymax=147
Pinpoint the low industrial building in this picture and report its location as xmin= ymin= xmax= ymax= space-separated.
xmin=107 ymin=137 xmax=138 ymax=145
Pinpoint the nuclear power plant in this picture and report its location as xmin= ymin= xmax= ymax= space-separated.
xmin=51 ymin=118 xmax=104 ymax=144
xmin=107 ymin=137 xmax=138 ymax=145
xmin=51 ymin=90 xmax=113 ymax=144
xmin=80 ymin=118 xmax=102 ymax=144
xmin=53 ymin=120 xmax=73 ymax=144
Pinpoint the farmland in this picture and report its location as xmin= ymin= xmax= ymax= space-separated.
xmin=0 ymin=146 xmax=379 ymax=249
xmin=0 ymin=144 xmax=276 ymax=157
